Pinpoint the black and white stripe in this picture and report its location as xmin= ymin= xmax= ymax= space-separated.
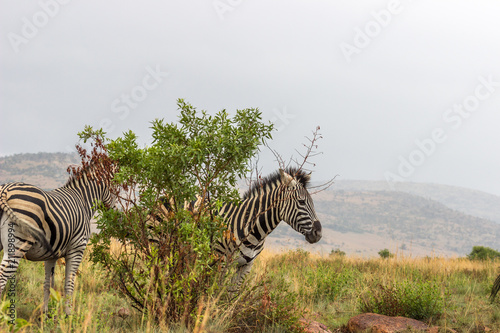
xmin=491 ymin=274 xmax=500 ymax=301
xmin=0 ymin=165 xmax=114 ymax=314
xmin=214 ymin=168 xmax=322 ymax=288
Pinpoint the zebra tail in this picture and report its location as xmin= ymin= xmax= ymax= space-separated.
xmin=0 ymin=192 xmax=55 ymax=257
xmin=491 ymin=273 xmax=500 ymax=302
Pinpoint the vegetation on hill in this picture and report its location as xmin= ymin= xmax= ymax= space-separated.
xmin=334 ymin=179 xmax=500 ymax=224
xmin=0 ymin=152 xmax=78 ymax=189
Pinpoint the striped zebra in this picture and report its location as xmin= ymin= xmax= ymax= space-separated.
xmin=0 ymin=163 xmax=114 ymax=315
xmin=491 ymin=274 xmax=500 ymax=301
xmin=133 ymin=168 xmax=321 ymax=288
xmin=214 ymin=167 xmax=322 ymax=288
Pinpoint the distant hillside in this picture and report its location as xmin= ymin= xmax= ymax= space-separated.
xmin=333 ymin=180 xmax=500 ymax=224
xmin=2 ymin=152 xmax=499 ymax=257
xmin=0 ymin=152 xmax=78 ymax=189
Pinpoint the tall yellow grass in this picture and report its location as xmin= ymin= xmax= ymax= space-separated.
xmin=2 ymin=246 xmax=499 ymax=332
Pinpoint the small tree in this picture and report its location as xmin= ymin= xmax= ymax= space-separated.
xmin=330 ymin=249 xmax=346 ymax=257
xmin=378 ymin=248 xmax=394 ymax=259
xmin=467 ymin=246 xmax=500 ymax=261
xmin=90 ymin=99 xmax=273 ymax=327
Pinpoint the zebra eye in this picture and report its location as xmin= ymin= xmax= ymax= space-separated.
xmin=298 ymin=199 xmax=306 ymax=205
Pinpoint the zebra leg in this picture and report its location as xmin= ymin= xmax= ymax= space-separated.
xmin=63 ymin=249 xmax=84 ymax=315
xmin=230 ymin=260 xmax=254 ymax=292
xmin=0 ymin=240 xmax=33 ymax=295
xmin=43 ymin=259 xmax=57 ymax=313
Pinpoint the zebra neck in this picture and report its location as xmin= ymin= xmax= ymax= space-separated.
xmin=238 ymin=185 xmax=282 ymax=244
xmin=62 ymin=175 xmax=106 ymax=212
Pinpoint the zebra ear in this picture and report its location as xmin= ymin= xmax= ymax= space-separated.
xmin=279 ymin=169 xmax=297 ymax=188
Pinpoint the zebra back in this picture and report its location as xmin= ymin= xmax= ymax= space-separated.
xmin=0 ymin=165 xmax=114 ymax=258
xmin=0 ymin=184 xmax=54 ymax=255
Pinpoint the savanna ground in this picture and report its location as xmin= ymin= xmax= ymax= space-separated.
xmin=2 ymin=245 xmax=500 ymax=333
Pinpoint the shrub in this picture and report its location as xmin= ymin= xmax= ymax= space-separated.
xmin=89 ymin=99 xmax=273 ymax=328
xmin=223 ymin=275 xmax=305 ymax=333
xmin=467 ymin=246 xmax=500 ymax=261
xmin=378 ymin=248 xmax=394 ymax=259
xmin=359 ymin=279 xmax=445 ymax=320
xmin=330 ymin=248 xmax=346 ymax=257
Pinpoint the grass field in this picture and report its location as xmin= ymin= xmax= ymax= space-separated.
xmin=1 ymin=247 xmax=500 ymax=332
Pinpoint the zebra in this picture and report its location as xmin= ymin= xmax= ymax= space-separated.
xmin=214 ymin=167 xmax=322 ymax=288
xmin=0 ymin=163 xmax=114 ymax=315
xmin=491 ymin=274 xmax=500 ymax=301
xmin=131 ymin=167 xmax=321 ymax=289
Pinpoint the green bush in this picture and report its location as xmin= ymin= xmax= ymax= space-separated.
xmin=378 ymin=248 xmax=394 ymax=259
xmin=226 ymin=276 xmax=305 ymax=333
xmin=89 ymin=99 xmax=273 ymax=328
xmin=298 ymin=263 xmax=355 ymax=302
xmin=330 ymin=248 xmax=346 ymax=257
xmin=359 ymin=279 xmax=444 ymax=320
xmin=467 ymin=246 xmax=500 ymax=261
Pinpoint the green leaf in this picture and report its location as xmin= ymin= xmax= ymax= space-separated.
xmin=50 ymin=288 xmax=62 ymax=302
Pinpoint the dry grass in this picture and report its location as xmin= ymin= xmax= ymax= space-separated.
xmin=1 ymin=247 xmax=499 ymax=332
xmin=253 ymin=249 xmax=500 ymax=332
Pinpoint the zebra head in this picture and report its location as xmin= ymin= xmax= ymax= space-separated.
xmin=278 ymin=169 xmax=322 ymax=244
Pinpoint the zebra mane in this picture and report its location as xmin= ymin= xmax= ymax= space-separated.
xmin=64 ymin=165 xmax=90 ymax=187
xmin=63 ymin=161 xmax=104 ymax=187
xmin=242 ymin=167 xmax=311 ymax=200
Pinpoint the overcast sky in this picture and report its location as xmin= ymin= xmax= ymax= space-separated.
xmin=1 ymin=0 xmax=500 ymax=195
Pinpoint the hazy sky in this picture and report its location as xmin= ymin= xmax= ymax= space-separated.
xmin=1 ymin=0 xmax=500 ymax=195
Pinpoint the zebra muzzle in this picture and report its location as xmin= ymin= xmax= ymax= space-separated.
xmin=305 ymin=220 xmax=322 ymax=244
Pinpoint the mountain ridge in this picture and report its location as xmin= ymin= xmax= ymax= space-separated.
xmin=328 ymin=179 xmax=500 ymax=224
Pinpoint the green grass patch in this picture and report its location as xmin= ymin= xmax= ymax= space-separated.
xmin=358 ymin=279 xmax=445 ymax=320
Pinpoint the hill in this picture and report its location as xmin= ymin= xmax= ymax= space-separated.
xmin=0 ymin=152 xmax=78 ymax=189
xmin=2 ymin=152 xmax=499 ymax=257
xmin=332 ymin=179 xmax=500 ymax=224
